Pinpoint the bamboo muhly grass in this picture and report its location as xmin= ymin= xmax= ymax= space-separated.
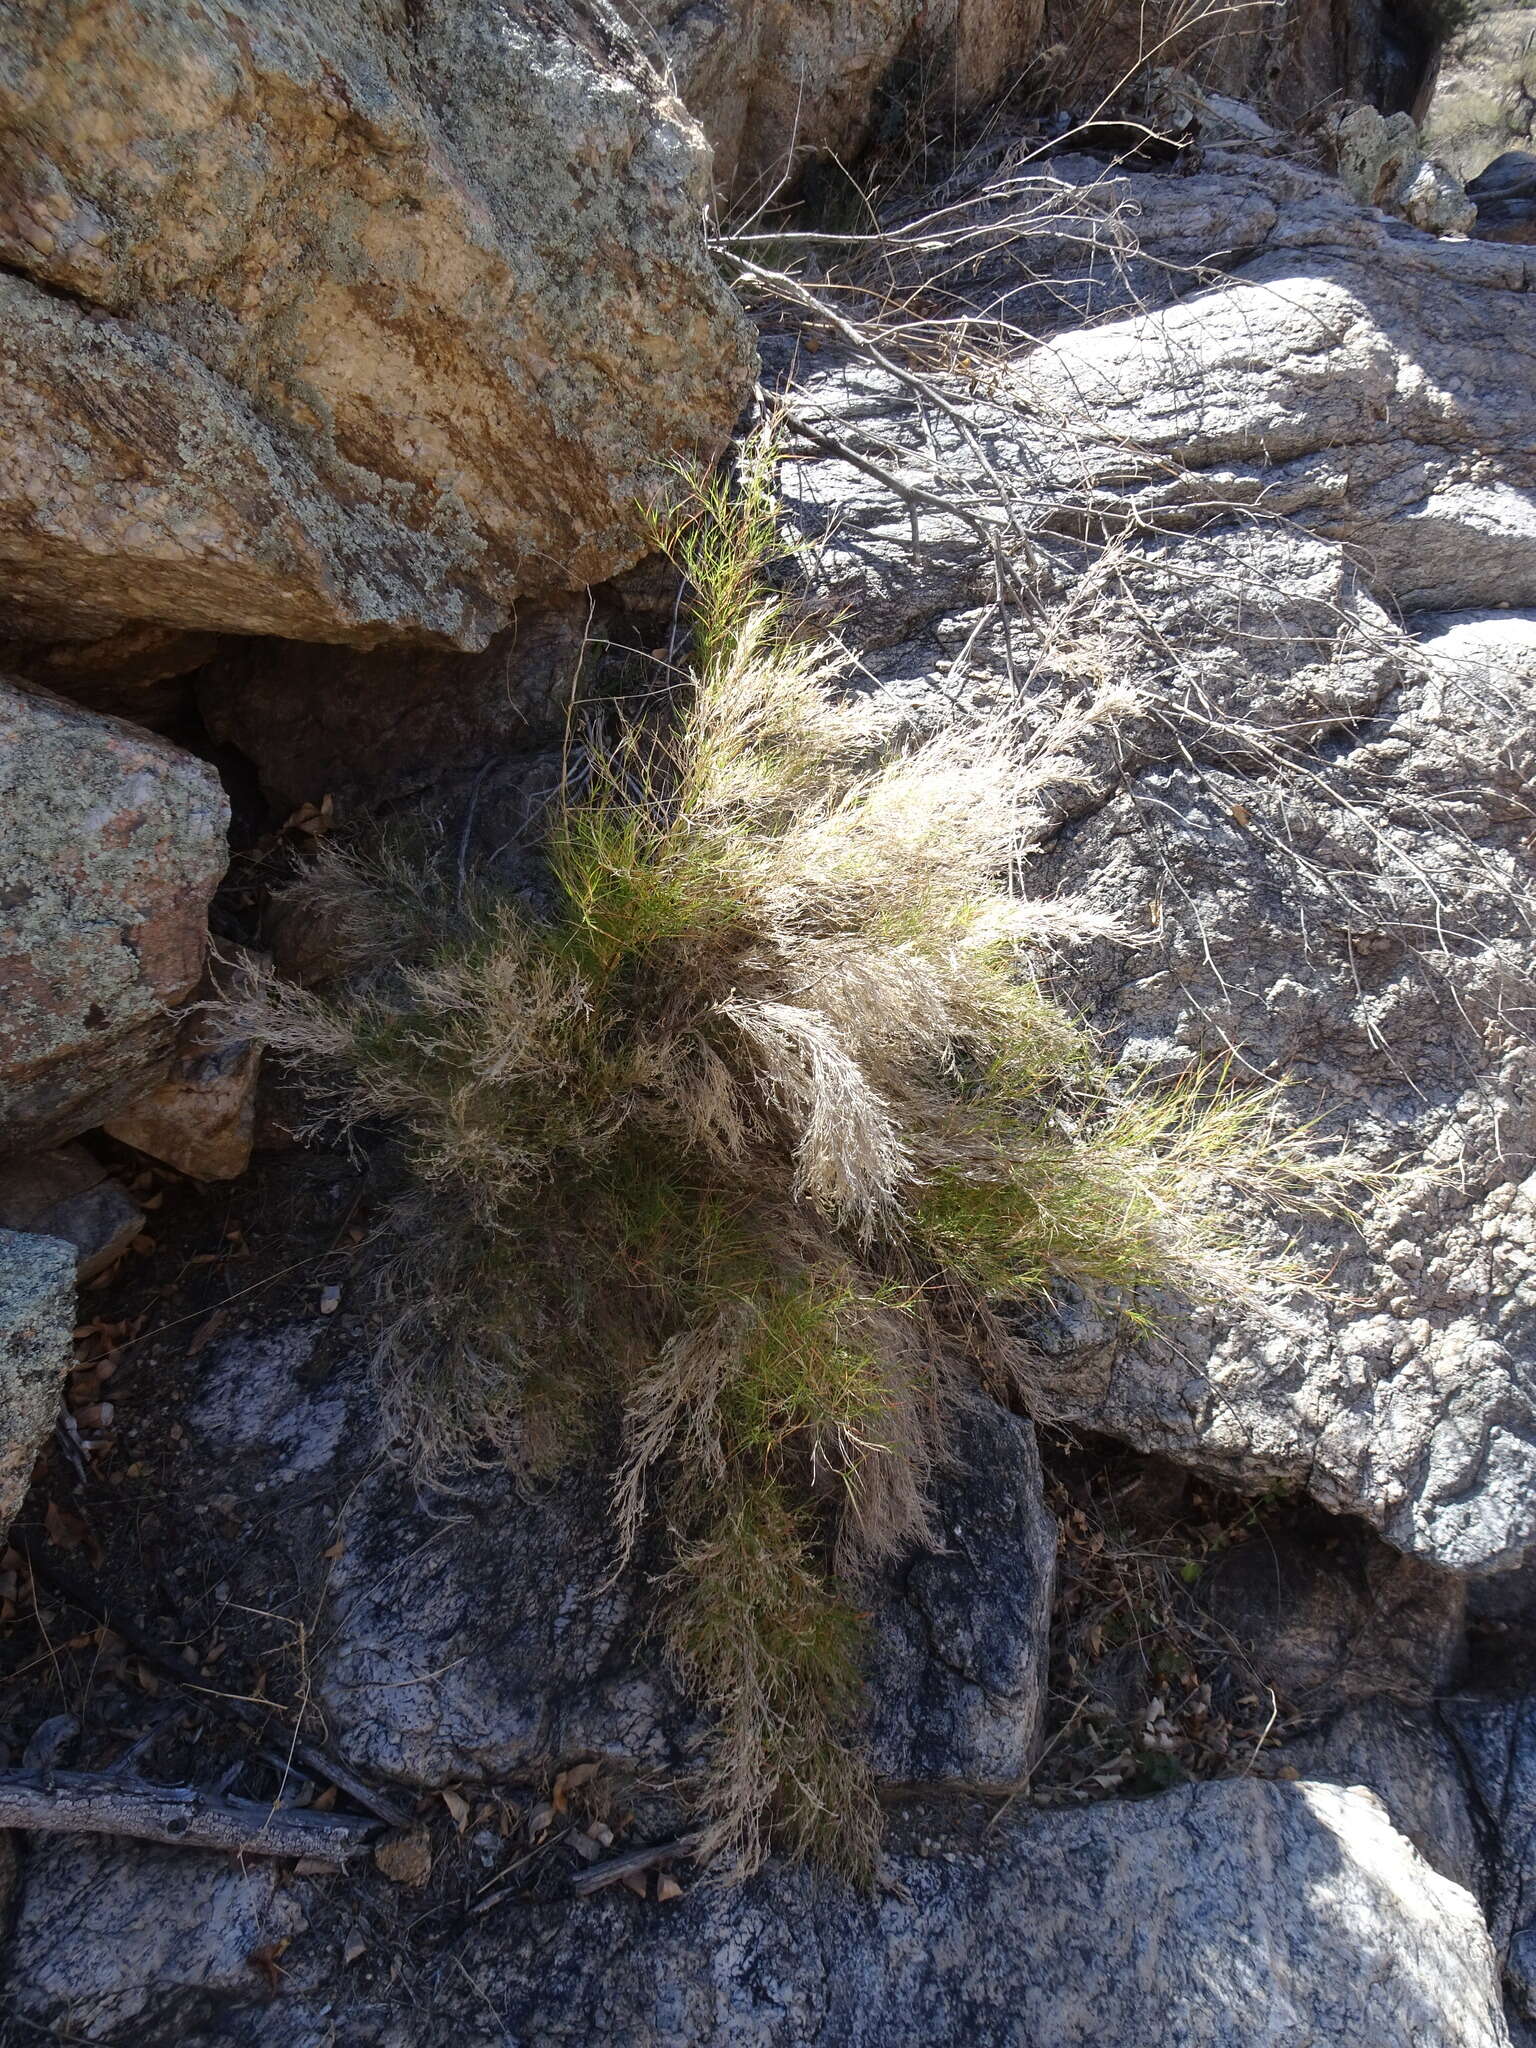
xmin=243 ymin=438 xmax=1345 ymax=1879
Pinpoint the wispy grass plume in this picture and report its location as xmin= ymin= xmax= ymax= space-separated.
xmin=241 ymin=431 xmax=1348 ymax=1879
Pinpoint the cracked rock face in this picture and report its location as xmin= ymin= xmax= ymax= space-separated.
xmin=1419 ymin=6 xmax=1536 ymax=183
xmin=0 ymin=681 xmax=229 ymax=1153
xmin=6 ymin=1778 xmax=1504 ymax=2044
xmin=771 ymin=144 xmax=1536 ymax=1574
xmin=315 ymin=1389 xmax=1055 ymax=1789
xmin=0 ymin=0 xmax=753 ymax=649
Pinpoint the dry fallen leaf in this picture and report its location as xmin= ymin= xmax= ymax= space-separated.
xmin=440 ymin=1787 xmax=470 ymax=1832
xmin=621 ymin=1870 xmax=649 ymax=1899
xmin=374 ymin=1827 xmax=434 ymax=1888
xmin=186 ymin=1310 xmax=227 ymax=1357
xmin=247 ymin=1939 xmax=290 ymax=1991
xmin=656 ymin=1873 xmax=684 ymax=1903
xmin=44 ymin=1501 xmax=101 ymax=1563
xmin=343 ymin=1930 xmax=367 ymax=1965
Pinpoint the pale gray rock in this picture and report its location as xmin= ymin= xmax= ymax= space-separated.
xmin=770 ymin=151 xmax=1536 ymax=1572
xmin=187 ymin=1323 xmax=354 ymax=1485
xmin=0 ymin=0 xmax=753 ymax=647
xmin=0 ymin=1226 xmax=72 ymax=1534
xmin=5 ymin=1835 xmax=305 ymax=2042
xmin=1017 ymin=207 xmax=1536 ymax=613
xmin=0 ymin=1779 xmax=1508 ymax=2045
xmin=1031 ymin=601 xmax=1536 ymax=1570
xmin=329 ymin=1780 xmax=1516 ymax=2046
xmin=1281 ymin=1701 xmax=1485 ymax=1898
xmin=1319 ymin=100 xmax=1475 ymax=233
xmin=0 ymin=682 xmax=229 ymax=1154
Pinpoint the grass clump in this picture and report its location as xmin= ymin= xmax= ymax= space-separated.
xmin=244 ymin=434 xmax=1343 ymax=1881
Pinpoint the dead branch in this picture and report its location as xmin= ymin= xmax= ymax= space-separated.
xmin=569 ymin=1831 xmax=700 ymax=1897
xmin=0 ymin=1766 xmax=381 ymax=1862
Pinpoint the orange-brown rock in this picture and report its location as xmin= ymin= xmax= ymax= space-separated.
xmin=0 ymin=1 xmax=754 ymax=650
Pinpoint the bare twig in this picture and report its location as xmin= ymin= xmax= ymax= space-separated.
xmin=569 ymin=1832 xmax=700 ymax=1897
xmin=0 ymin=1766 xmax=381 ymax=1862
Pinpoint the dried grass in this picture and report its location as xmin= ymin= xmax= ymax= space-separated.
xmin=239 ymin=430 xmax=1351 ymax=1880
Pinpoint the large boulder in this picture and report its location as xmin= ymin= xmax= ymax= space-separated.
xmin=175 ymin=1320 xmax=1056 ymax=1790
xmin=310 ymin=1383 xmax=1056 ymax=1789
xmin=1418 ymin=4 xmax=1536 ymax=182
xmin=0 ymin=1227 xmax=73 ymax=1534
xmin=627 ymin=0 xmax=1045 ymax=206
xmin=0 ymin=683 xmax=228 ymax=1154
xmin=0 ymin=0 xmax=754 ymax=650
xmin=770 ymin=144 xmax=1536 ymax=1573
xmin=3 ymin=1778 xmax=1506 ymax=2043
xmin=1017 ymin=188 xmax=1536 ymax=612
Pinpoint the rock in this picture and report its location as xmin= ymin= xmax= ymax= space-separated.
xmin=628 ymin=0 xmax=1044 ymax=205
xmin=1039 ymin=0 xmax=1408 ymax=128
xmin=196 ymin=600 xmax=601 ymax=818
xmin=320 ymin=1458 xmax=700 ymax=1787
xmin=1419 ymin=5 xmax=1536 ymax=182
xmin=1018 ymin=203 xmax=1536 ymax=613
xmin=1031 ymin=599 xmax=1536 ymax=1570
xmin=0 ymin=624 xmax=220 ymax=730
xmin=368 ymin=1781 xmax=1517 ymax=2044
xmin=1443 ymin=1696 xmax=1536 ymax=2022
xmin=1281 ymin=1701 xmax=1484 ymax=1897
xmin=1469 ymin=149 xmax=1536 ymax=242
xmin=1319 ymin=100 xmax=1475 ymax=234
xmin=0 ymin=1145 xmax=143 ymax=1280
xmin=864 ymin=1398 xmax=1056 ymax=1783
xmin=317 ymin=1385 xmax=1052 ymax=1790
xmin=769 ymin=148 xmax=1536 ymax=1571
xmin=0 ymin=1228 xmax=72 ymax=1533
xmin=1194 ymin=1516 xmax=1466 ymax=1716
xmin=0 ymin=0 xmax=753 ymax=650
xmin=438 ymin=1782 xmax=1503 ymax=2046
xmin=103 ymin=963 xmax=262 ymax=1183
xmin=1 ymin=1779 xmax=1507 ymax=2044
xmin=186 ymin=1323 xmax=353 ymax=1486
xmin=0 ymin=684 xmax=228 ymax=1154
xmin=5 ymin=1835 xmax=304 ymax=2042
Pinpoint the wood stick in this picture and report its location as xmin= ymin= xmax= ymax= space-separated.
xmin=569 ymin=1832 xmax=700 ymax=1897
xmin=0 ymin=1766 xmax=381 ymax=1862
